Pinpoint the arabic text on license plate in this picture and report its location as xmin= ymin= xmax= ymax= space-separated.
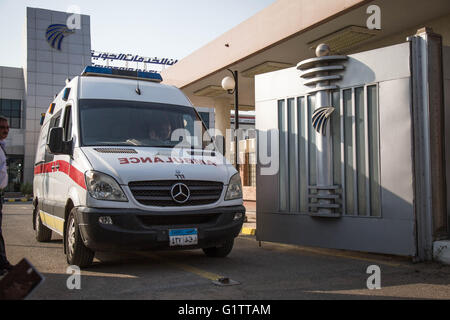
xmin=169 ymin=228 xmax=198 ymax=246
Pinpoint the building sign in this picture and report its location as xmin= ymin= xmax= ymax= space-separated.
xmin=91 ymin=50 xmax=178 ymax=73
xmin=46 ymin=24 xmax=74 ymax=50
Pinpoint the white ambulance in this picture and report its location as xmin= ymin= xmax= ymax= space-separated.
xmin=33 ymin=66 xmax=245 ymax=267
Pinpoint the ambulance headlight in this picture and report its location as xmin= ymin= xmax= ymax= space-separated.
xmin=225 ymin=173 xmax=243 ymax=201
xmin=85 ymin=170 xmax=128 ymax=202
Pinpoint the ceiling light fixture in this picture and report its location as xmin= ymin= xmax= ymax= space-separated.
xmin=308 ymin=25 xmax=380 ymax=54
xmin=193 ymin=85 xmax=226 ymax=97
xmin=241 ymin=61 xmax=293 ymax=78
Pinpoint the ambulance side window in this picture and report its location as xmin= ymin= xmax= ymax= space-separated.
xmin=63 ymin=105 xmax=72 ymax=141
xmin=35 ymin=121 xmax=49 ymax=165
xmin=44 ymin=110 xmax=62 ymax=163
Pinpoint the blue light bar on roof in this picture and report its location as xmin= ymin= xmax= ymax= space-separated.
xmin=81 ymin=66 xmax=163 ymax=83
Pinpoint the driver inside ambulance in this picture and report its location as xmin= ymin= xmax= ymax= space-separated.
xmin=148 ymin=114 xmax=173 ymax=141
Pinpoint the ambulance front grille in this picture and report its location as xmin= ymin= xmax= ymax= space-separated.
xmin=128 ymin=180 xmax=223 ymax=207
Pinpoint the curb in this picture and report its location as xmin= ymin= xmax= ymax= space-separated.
xmin=4 ymin=198 xmax=33 ymax=203
xmin=241 ymin=227 xmax=256 ymax=236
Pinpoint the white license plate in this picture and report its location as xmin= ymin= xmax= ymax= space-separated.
xmin=169 ymin=228 xmax=198 ymax=246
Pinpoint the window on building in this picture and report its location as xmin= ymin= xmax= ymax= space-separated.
xmin=0 ymin=99 xmax=22 ymax=129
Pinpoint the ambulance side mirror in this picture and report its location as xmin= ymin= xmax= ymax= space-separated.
xmin=47 ymin=127 xmax=72 ymax=155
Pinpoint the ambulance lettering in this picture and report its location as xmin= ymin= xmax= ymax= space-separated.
xmin=119 ymin=158 xmax=129 ymax=164
xmin=140 ymin=157 xmax=153 ymax=163
xmin=117 ymin=157 xmax=216 ymax=166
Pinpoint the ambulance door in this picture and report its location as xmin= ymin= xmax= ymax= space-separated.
xmin=42 ymin=110 xmax=62 ymax=232
xmin=47 ymin=105 xmax=73 ymax=235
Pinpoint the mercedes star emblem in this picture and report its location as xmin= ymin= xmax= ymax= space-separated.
xmin=170 ymin=183 xmax=190 ymax=204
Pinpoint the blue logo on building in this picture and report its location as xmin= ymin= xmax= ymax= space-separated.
xmin=46 ymin=24 xmax=74 ymax=50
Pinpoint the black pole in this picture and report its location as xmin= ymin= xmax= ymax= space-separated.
xmin=225 ymin=69 xmax=239 ymax=171
xmin=233 ymin=70 xmax=239 ymax=172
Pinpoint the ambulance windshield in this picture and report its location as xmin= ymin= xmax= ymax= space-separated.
xmin=79 ymin=99 xmax=214 ymax=150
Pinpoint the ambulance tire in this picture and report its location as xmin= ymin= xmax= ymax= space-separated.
xmin=202 ymin=239 xmax=234 ymax=258
xmin=65 ymin=208 xmax=94 ymax=268
xmin=34 ymin=206 xmax=52 ymax=242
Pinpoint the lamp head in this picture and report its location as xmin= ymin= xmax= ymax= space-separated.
xmin=315 ymin=43 xmax=331 ymax=57
xmin=221 ymin=76 xmax=235 ymax=93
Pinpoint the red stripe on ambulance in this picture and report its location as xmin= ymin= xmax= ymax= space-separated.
xmin=34 ymin=160 xmax=86 ymax=189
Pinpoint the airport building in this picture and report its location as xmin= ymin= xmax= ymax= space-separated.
xmin=1 ymin=1 xmax=450 ymax=261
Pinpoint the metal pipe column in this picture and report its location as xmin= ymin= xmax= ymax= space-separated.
xmin=297 ymin=44 xmax=348 ymax=217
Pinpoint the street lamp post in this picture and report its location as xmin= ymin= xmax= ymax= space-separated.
xmin=221 ymin=69 xmax=239 ymax=171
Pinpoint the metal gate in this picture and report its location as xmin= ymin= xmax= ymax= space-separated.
xmin=255 ymin=29 xmax=447 ymax=259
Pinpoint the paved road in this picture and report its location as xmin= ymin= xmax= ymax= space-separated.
xmin=2 ymin=203 xmax=450 ymax=300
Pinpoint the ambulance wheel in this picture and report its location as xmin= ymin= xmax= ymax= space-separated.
xmin=202 ymin=239 xmax=234 ymax=258
xmin=65 ymin=208 xmax=94 ymax=268
xmin=35 ymin=206 xmax=52 ymax=242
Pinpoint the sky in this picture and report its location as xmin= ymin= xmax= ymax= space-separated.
xmin=0 ymin=0 xmax=276 ymax=68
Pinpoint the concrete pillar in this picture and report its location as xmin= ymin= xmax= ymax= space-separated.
xmin=409 ymin=27 xmax=448 ymax=260
xmin=213 ymin=98 xmax=232 ymax=160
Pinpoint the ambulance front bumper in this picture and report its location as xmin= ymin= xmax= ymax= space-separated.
xmin=74 ymin=205 xmax=245 ymax=252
